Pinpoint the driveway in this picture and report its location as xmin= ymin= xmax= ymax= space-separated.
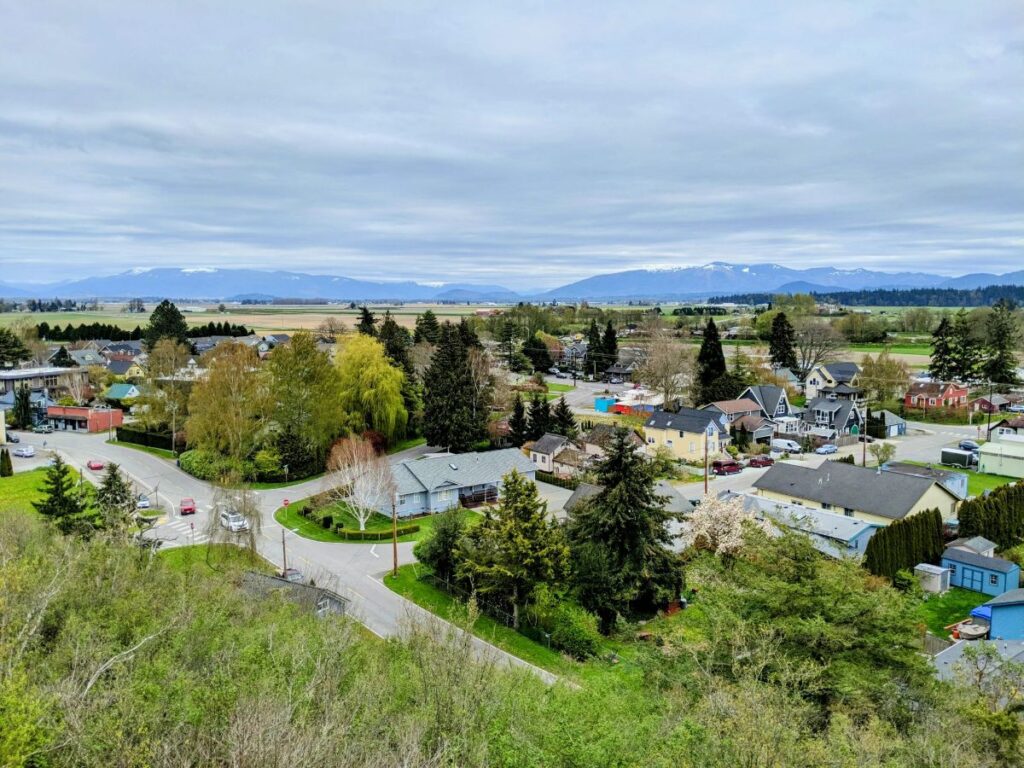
xmin=28 ymin=430 xmax=556 ymax=683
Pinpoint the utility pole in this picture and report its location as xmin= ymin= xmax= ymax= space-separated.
xmin=986 ymin=379 xmax=994 ymax=440
xmin=281 ymin=527 xmax=288 ymax=575
xmin=703 ymin=426 xmax=710 ymax=495
xmin=391 ymin=492 xmax=399 ymax=578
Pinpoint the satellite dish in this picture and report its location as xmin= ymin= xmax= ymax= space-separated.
xmin=720 ymin=414 xmax=728 ymax=427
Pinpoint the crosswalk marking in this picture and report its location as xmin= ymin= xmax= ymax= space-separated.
xmin=160 ymin=518 xmax=209 ymax=545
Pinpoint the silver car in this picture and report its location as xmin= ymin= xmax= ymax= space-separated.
xmin=219 ymin=510 xmax=250 ymax=533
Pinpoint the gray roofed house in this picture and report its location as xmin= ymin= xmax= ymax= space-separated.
xmin=528 ymin=433 xmax=571 ymax=473
xmin=822 ymin=362 xmax=860 ymax=382
xmin=64 ymin=349 xmax=106 ymax=367
xmin=562 ymin=480 xmax=692 ymax=523
xmin=390 ymin=448 xmax=537 ymax=517
xmin=106 ymin=359 xmax=139 ymax=377
xmin=800 ymin=396 xmax=862 ymax=437
xmin=882 ymin=461 xmax=968 ymax=500
xmin=739 ymin=384 xmax=792 ymax=420
xmin=753 ymin=460 xmax=961 ymax=523
xmin=645 ymin=407 xmax=723 ymax=435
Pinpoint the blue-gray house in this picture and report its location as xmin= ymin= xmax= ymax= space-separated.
xmin=987 ymin=589 xmax=1024 ymax=640
xmin=389 ymin=448 xmax=537 ymax=517
xmin=941 ymin=547 xmax=1020 ymax=596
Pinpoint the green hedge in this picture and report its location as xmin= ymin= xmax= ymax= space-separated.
xmin=535 ymin=470 xmax=580 ymax=490
xmin=959 ymin=484 xmax=1024 ymax=550
xmin=177 ymin=449 xmax=251 ymax=482
xmin=334 ymin=525 xmax=420 ymax=541
xmin=863 ymin=508 xmax=944 ymax=580
xmin=116 ymin=426 xmax=180 ymax=452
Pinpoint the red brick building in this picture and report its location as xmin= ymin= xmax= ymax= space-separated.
xmin=46 ymin=405 xmax=123 ymax=433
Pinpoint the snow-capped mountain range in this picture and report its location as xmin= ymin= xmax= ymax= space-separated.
xmin=2 ymin=262 xmax=1023 ymax=301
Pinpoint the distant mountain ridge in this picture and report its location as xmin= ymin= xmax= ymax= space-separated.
xmin=2 ymin=262 xmax=1024 ymax=301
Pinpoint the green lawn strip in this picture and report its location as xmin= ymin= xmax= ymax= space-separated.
xmin=106 ymin=439 xmax=176 ymax=461
xmin=387 ymin=436 xmax=427 ymax=455
xmin=247 ymin=472 xmax=325 ymax=490
xmin=546 ymin=383 xmax=574 ymax=393
xmin=917 ymin=588 xmax=985 ymax=636
xmin=0 ymin=467 xmax=50 ymax=515
xmin=159 ymin=543 xmax=275 ymax=574
xmin=276 ymin=499 xmax=482 ymax=544
xmin=902 ymin=461 xmax=1016 ymax=497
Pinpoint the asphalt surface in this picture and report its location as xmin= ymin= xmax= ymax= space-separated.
xmin=4 ymin=430 xmax=556 ymax=684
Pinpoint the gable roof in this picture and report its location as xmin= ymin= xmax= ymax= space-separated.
xmin=802 ymin=397 xmax=859 ymax=428
xmin=104 ymin=383 xmax=139 ymax=400
xmin=724 ymin=491 xmax=877 ymax=553
xmin=702 ymin=398 xmax=761 ymax=415
xmin=948 ymin=535 xmax=997 ymax=554
xmin=907 ymin=381 xmax=964 ymax=398
xmin=876 ymin=409 xmax=906 ymax=426
xmin=821 ymin=362 xmax=860 ymax=382
xmin=752 ymin=461 xmax=955 ymax=521
xmin=532 ymin=433 xmax=570 ymax=456
xmin=563 ymin=480 xmax=692 ymax=516
xmin=106 ymin=359 xmax=138 ymax=376
xmin=987 ymin=588 xmax=1024 ymax=607
xmin=393 ymin=448 xmax=536 ymax=496
xmin=645 ymin=407 xmax=723 ymax=434
xmin=821 ymin=382 xmax=862 ymax=395
xmin=580 ymin=423 xmax=643 ymax=449
xmin=942 ymin=547 xmax=1018 ymax=574
xmin=741 ymin=385 xmax=786 ymax=417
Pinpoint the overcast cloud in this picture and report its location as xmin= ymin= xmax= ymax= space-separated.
xmin=1 ymin=1 xmax=1022 ymax=288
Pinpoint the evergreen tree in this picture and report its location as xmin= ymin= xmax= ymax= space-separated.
xmin=768 ymin=311 xmax=798 ymax=372
xmin=412 ymin=508 xmax=467 ymax=585
xmin=527 ymin=394 xmax=551 ymax=441
xmin=521 ymin=335 xmax=553 ymax=372
xmin=12 ymin=385 xmax=33 ymax=429
xmin=0 ymin=327 xmax=30 ymax=367
xmin=567 ymin=429 xmax=683 ymax=631
xmin=930 ymin=317 xmax=954 ymax=381
xmin=356 ymin=306 xmax=377 ymax=337
xmin=423 ymin=323 xmax=483 ymax=452
xmin=456 ymin=470 xmax=568 ymax=628
xmin=983 ymin=299 xmax=1020 ymax=384
xmin=497 ymin=319 xmax=519 ymax=368
xmin=948 ymin=309 xmax=982 ymax=381
xmin=143 ymin=300 xmax=189 ymax=349
xmin=95 ymin=462 xmax=135 ymax=530
xmin=602 ymin=321 xmax=618 ymax=369
xmin=586 ymin=320 xmax=603 ymax=374
xmin=33 ymin=454 xmax=87 ymax=533
xmin=377 ymin=311 xmax=412 ymax=371
xmin=50 ymin=345 xmax=74 ymax=367
xmin=508 ymin=393 xmax=529 ymax=447
xmin=550 ymin=396 xmax=578 ymax=439
xmin=0 ymin=448 xmax=12 ymax=477
xmin=413 ymin=310 xmax=441 ymax=344
xmin=457 ymin=318 xmax=481 ymax=348
xmin=694 ymin=318 xmax=727 ymax=404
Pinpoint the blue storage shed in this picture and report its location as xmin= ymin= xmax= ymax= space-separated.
xmin=941 ymin=547 xmax=1020 ymax=597
xmin=594 ymin=397 xmax=616 ymax=413
xmin=986 ymin=589 xmax=1024 ymax=640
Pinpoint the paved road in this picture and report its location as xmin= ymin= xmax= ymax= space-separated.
xmin=8 ymin=430 xmax=557 ymax=684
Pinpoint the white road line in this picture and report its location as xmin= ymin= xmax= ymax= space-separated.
xmin=370 ymin=544 xmax=379 ymax=558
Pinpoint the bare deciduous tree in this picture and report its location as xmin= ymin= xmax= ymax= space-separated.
xmin=793 ymin=318 xmax=841 ymax=377
xmin=325 ymin=437 xmax=396 ymax=530
xmin=316 ymin=316 xmax=347 ymax=343
xmin=409 ymin=341 xmax=435 ymax=379
xmin=636 ymin=330 xmax=694 ymax=407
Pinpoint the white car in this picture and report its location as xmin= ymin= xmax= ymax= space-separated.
xmin=136 ymin=494 xmax=151 ymax=510
xmin=1009 ymin=404 xmax=1024 ymax=413
xmin=13 ymin=445 xmax=35 ymax=458
xmin=219 ymin=510 xmax=250 ymax=533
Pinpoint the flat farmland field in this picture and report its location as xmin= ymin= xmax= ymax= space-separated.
xmin=0 ymin=303 xmax=497 ymax=334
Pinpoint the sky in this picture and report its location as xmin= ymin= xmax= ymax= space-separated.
xmin=1 ymin=1 xmax=1022 ymax=290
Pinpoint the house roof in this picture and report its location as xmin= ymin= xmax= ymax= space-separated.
xmin=821 ymin=383 xmax=862 ymax=395
xmin=801 ymin=397 xmax=859 ymax=429
xmin=907 ymin=381 xmax=964 ymax=397
xmin=0 ymin=366 xmax=83 ymax=380
xmin=734 ymin=414 xmax=774 ymax=433
xmin=724 ymin=491 xmax=877 ymax=552
xmin=974 ymin=394 xmax=1011 ymax=406
xmin=980 ymin=437 xmax=1024 ymax=459
xmin=104 ymin=341 xmax=142 ymax=354
xmin=393 ymin=448 xmax=536 ymax=497
xmin=821 ymin=362 xmax=860 ymax=382
xmin=753 ymin=461 xmax=955 ymax=521
xmin=645 ymin=407 xmax=723 ymax=434
xmin=106 ymin=359 xmax=139 ymax=376
xmin=741 ymin=385 xmax=785 ymax=417
xmin=580 ymin=423 xmax=643 ymax=451
xmin=876 ymin=409 xmax=905 ymax=426
xmin=986 ymin=588 xmax=1024 ymax=607
xmin=563 ymin=480 xmax=692 ymax=516
xmin=990 ymin=417 xmax=1024 ymax=433
xmin=942 ymin=547 xmax=1018 ymax=574
xmin=532 ymin=433 xmax=570 ymax=456
xmin=882 ymin=462 xmax=964 ymax=487
xmin=703 ymin=398 xmax=761 ymax=415
xmin=104 ymin=383 xmax=138 ymax=400
xmin=948 ymin=535 xmax=998 ymax=554
xmin=553 ymin=446 xmax=589 ymax=469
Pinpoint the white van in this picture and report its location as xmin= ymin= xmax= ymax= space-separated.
xmin=771 ymin=438 xmax=802 ymax=454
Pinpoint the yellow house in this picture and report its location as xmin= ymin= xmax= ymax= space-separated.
xmin=753 ymin=461 xmax=960 ymax=526
xmin=643 ymin=408 xmax=728 ymax=462
xmin=804 ymin=361 xmax=861 ymax=401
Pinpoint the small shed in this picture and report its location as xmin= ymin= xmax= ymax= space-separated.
xmin=986 ymin=589 xmax=1024 ymax=640
xmin=594 ymin=396 xmax=616 ymax=413
xmin=915 ymin=563 xmax=950 ymax=595
xmin=941 ymin=547 xmax=1021 ymax=597
xmin=875 ymin=410 xmax=907 ymax=438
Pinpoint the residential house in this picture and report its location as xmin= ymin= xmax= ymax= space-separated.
xmin=731 ymin=414 xmax=776 ymax=444
xmin=46 ymin=405 xmax=123 ymax=433
xmin=978 ymin=431 xmax=1024 ymax=479
xmin=263 ymin=334 xmax=291 ymax=348
xmin=101 ymin=341 xmax=143 ymax=359
xmin=799 ymin=396 xmax=863 ymax=440
xmin=700 ymin=398 xmax=762 ymax=424
xmin=563 ymin=480 xmax=692 ymax=523
xmin=389 ymin=449 xmax=537 ymax=516
xmin=0 ymin=389 xmax=54 ymax=424
xmin=106 ymin=358 xmax=145 ymax=380
xmin=643 ymin=408 xmax=728 ymax=462
xmin=881 ymin=461 xmax=968 ymax=500
xmin=0 ymin=366 xmax=87 ymax=398
xmin=739 ymin=384 xmax=794 ymax=421
xmin=869 ymin=409 xmax=907 ymax=438
xmin=579 ymin=423 xmax=644 ymax=458
xmin=104 ymin=383 xmax=141 ymax=402
xmin=720 ymin=491 xmax=879 ymax=559
xmin=552 ymin=446 xmax=590 ymax=478
xmin=941 ymin=547 xmax=1020 ymax=597
xmin=559 ymin=340 xmax=587 ymax=368
xmin=771 ymin=366 xmax=800 ymax=388
xmin=970 ymin=394 xmax=1013 ymax=414
xmin=57 ymin=348 xmax=106 ymax=368
xmin=753 ymin=460 xmax=961 ymax=525
xmin=81 ymin=339 xmax=113 ymax=353
xmin=904 ymin=381 xmax=968 ymax=410
xmin=988 ymin=416 xmax=1024 ymax=439
xmin=528 ymin=433 xmax=570 ymax=473
xmin=804 ymin=362 xmax=860 ymax=400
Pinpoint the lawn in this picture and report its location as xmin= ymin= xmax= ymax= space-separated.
xmin=0 ymin=467 xmax=50 ymax=515
xmin=107 ymin=439 xmax=176 ymax=461
xmin=547 ymin=382 xmax=574 ymax=393
xmin=275 ymin=498 xmax=481 ymax=543
xmin=248 ymin=472 xmax=324 ymax=490
xmin=917 ymin=588 xmax=984 ymax=636
xmin=159 ymin=543 xmax=274 ymax=574
xmin=386 ymin=436 xmax=427 ymax=455
xmin=903 ymin=461 xmax=1016 ymax=497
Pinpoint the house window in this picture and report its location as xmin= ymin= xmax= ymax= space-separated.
xmin=929 ymin=398 xmax=935 ymax=406
xmin=990 ymin=574 xmax=998 ymax=586
xmin=647 ymin=437 xmax=654 ymax=444
xmin=844 ymin=508 xmax=854 ymax=516
xmin=400 ymin=498 xmax=406 ymax=506
xmin=666 ymin=440 xmax=673 ymax=446
xmin=822 ymin=503 xmax=832 ymax=510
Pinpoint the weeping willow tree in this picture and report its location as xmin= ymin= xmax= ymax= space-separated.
xmin=336 ymin=334 xmax=408 ymax=444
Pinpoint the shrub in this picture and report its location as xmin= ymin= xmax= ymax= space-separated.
xmin=550 ymin=604 xmax=601 ymax=660
xmin=335 ymin=526 xmax=419 ymax=541
xmin=178 ymin=449 xmax=243 ymax=482
xmin=535 ymin=470 xmax=579 ymax=490
xmin=320 ymin=514 xmax=333 ymax=529
xmin=253 ymin=447 xmax=283 ymax=481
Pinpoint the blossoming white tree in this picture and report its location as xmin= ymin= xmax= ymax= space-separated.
xmin=326 ymin=437 xmax=395 ymax=530
xmin=685 ymin=493 xmax=770 ymax=557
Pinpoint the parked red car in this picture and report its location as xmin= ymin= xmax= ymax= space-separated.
xmin=747 ymin=456 xmax=775 ymax=468
xmin=86 ymin=459 xmax=105 ymax=471
xmin=711 ymin=459 xmax=743 ymax=476
xmin=179 ymin=498 xmax=197 ymax=515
